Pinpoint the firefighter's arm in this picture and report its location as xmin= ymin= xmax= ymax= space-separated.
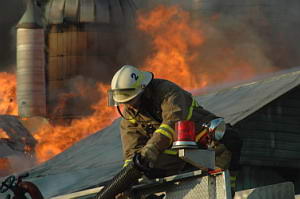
xmin=141 ymin=90 xmax=192 ymax=163
xmin=120 ymin=119 xmax=148 ymax=167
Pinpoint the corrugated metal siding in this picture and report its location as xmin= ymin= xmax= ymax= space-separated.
xmin=46 ymin=26 xmax=120 ymax=118
xmin=237 ymin=165 xmax=300 ymax=194
xmin=45 ymin=0 xmax=136 ymax=25
xmin=64 ymin=0 xmax=79 ymax=22
xmin=236 ymin=86 xmax=300 ymax=168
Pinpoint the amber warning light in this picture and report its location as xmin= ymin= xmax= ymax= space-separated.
xmin=172 ymin=120 xmax=198 ymax=149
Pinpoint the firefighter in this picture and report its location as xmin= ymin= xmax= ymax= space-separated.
xmin=100 ymin=65 xmax=242 ymax=198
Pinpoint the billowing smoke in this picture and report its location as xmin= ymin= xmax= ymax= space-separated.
xmin=1 ymin=0 xmax=300 ymax=75
xmin=0 ymin=0 xmax=25 ymax=71
xmin=121 ymin=0 xmax=300 ymax=76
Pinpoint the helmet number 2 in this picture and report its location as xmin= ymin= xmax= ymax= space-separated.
xmin=131 ymin=73 xmax=139 ymax=81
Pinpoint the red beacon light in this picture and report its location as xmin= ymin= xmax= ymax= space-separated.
xmin=172 ymin=120 xmax=198 ymax=149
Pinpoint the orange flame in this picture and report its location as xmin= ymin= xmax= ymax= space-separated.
xmin=0 ymin=128 xmax=9 ymax=139
xmin=33 ymin=83 xmax=118 ymax=163
xmin=137 ymin=5 xmax=274 ymax=90
xmin=0 ymin=72 xmax=18 ymax=115
xmin=0 ymin=158 xmax=11 ymax=177
xmin=138 ymin=5 xmax=207 ymax=90
xmin=0 ymin=72 xmax=118 ymax=163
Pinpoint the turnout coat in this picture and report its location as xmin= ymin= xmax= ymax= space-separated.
xmin=120 ymin=79 xmax=241 ymax=173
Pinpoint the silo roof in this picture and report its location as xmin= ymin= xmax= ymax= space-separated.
xmin=17 ymin=0 xmax=43 ymax=28
xmin=2 ymin=67 xmax=300 ymax=198
xmin=45 ymin=0 xmax=136 ymax=25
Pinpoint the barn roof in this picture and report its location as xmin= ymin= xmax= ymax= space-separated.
xmin=195 ymin=67 xmax=300 ymax=125
xmin=2 ymin=67 xmax=300 ymax=198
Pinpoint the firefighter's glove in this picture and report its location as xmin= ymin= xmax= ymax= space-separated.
xmin=140 ymin=143 xmax=160 ymax=167
xmin=133 ymin=153 xmax=167 ymax=179
xmin=133 ymin=153 xmax=151 ymax=172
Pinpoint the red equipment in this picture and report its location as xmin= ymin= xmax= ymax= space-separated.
xmin=172 ymin=121 xmax=198 ymax=149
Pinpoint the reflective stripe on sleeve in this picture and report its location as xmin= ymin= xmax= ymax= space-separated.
xmin=155 ymin=129 xmax=173 ymax=141
xmin=186 ymin=98 xmax=199 ymax=120
xmin=163 ymin=149 xmax=178 ymax=155
xmin=123 ymin=159 xmax=132 ymax=167
xmin=128 ymin=119 xmax=137 ymax=124
xmin=160 ymin=124 xmax=175 ymax=137
xmin=154 ymin=124 xmax=175 ymax=143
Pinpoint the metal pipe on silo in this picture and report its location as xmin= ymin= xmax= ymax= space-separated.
xmin=16 ymin=0 xmax=46 ymax=117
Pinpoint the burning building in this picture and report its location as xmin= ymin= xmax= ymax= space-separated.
xmin=16 ymin=0 xmax=136 ymax=120
xmin=0 ymin=0 xmax=136 ymax=176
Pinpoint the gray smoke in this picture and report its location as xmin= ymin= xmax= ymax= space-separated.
xmin=0 ymin=0 xmax=25 ymax=71
xmin=127 ymin=0 xmax=300 ymax=72
xmin=2 ymin=0 xmax=299 ymax=74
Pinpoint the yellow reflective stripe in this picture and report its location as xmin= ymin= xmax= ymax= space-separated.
xmin=163 ymin=149 xmax=178 ymax=155
xmin=160 ymin=124 xmax=175 ymax=137
xmin=230 ymin=175 xmax=237 ymax=188
xmin=128 ymin=119 xmax=137 ymax=124
xmin=195 ymin=128 xmax=208 ymax=142
xmin=123 ymin=159 xmax=132 ymax=167
xmin=186 ymin=102 xmax=194 ymax=120
xmin=230 ymin=176 xmax=237 ymax=181
xmin=155 ymin=129 xmax=173 ymax=142
xmin=130 ymin=71 xmax=144 ymax=89
xmin=186 ymin=98 xmax=199 ymax=120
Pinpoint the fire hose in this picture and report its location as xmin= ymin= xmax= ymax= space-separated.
xmin=96 ymin=153 xmax=166 ymax=199
xmin=95 ymin=154 xmax=143 ymax=199
xmin=0 ymin=173 xmax=44 ymax=199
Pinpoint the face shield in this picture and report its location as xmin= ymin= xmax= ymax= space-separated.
xmin=107 ymin=88 xmax=138 ymax=106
